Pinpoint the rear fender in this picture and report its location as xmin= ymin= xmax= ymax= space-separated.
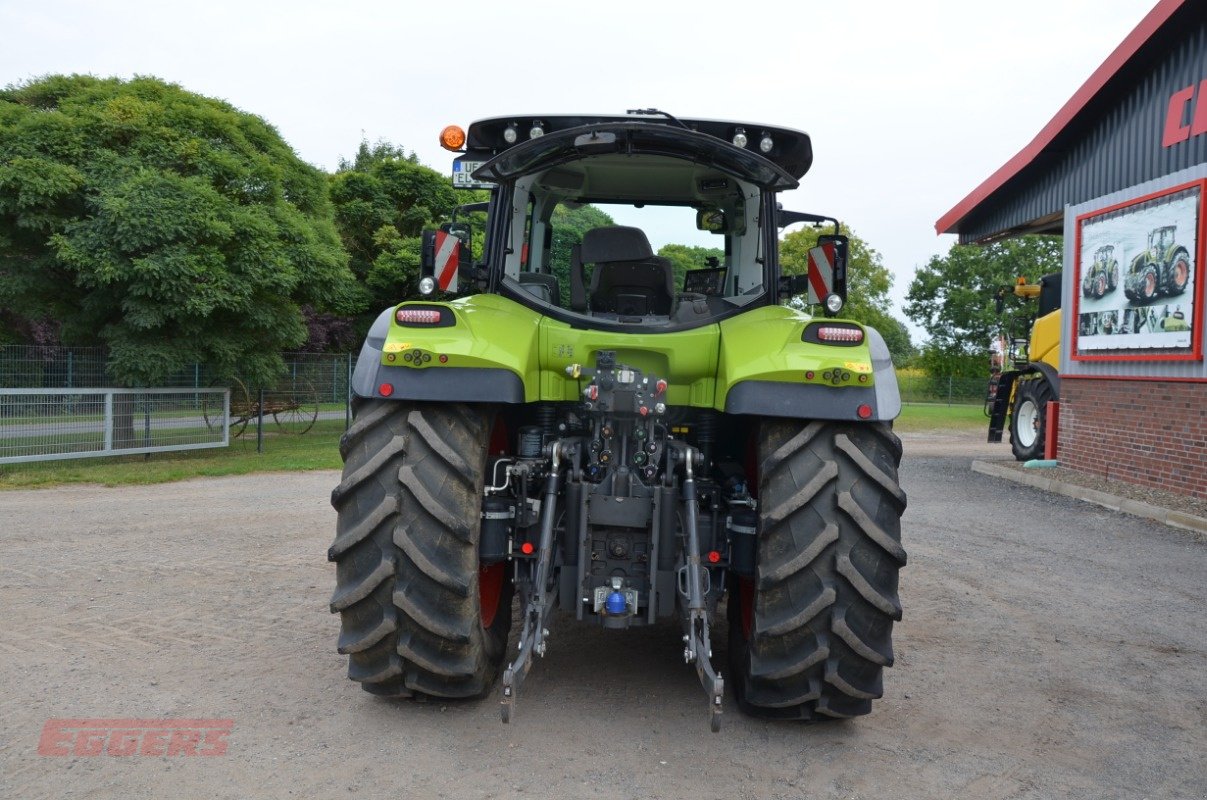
xmin=351 ymin=295 xmax=541 ymax=403
xmin=716 ymin=307 xmax=901 ymax=421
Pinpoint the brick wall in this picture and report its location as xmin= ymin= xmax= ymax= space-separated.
xmin=1058 ymin=378 xmax=1207 ymax=500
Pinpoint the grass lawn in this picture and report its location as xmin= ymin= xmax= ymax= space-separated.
xmin=893 ymin=402 xmax=986 ymax=433
xmin=0 ymin=419 xmax=344 ymax=489
xmin=1 ymin=404 xmax=986 ymax=489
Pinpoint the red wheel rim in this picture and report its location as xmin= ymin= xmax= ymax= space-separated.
xmin=479 ymin=563 xmax=506 ymax=628
xmin=737 ymin=576 xmax=755 ymax=640
xmin=738 ymin=421 xmax=759 ymax=640
xmin=1175 ymin=258 xmax=1188 ymax=288
xmin=1145 ymin=271 xmax=1156 ymax=296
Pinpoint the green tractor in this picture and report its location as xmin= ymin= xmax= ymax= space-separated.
xmin=1080 ymin=245 xmax=1119 ymax=299
xmin=328 ymin=111 xmax=906 ymax=730
xmin=1124 ymin=225 xmax=1191 ymax=303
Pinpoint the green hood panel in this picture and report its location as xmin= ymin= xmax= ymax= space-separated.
xmin=537 ymin=318 xmax=720 ymax=406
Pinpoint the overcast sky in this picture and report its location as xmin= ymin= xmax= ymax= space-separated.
xmin=1 ymin=0 xmax=1154 ymax=339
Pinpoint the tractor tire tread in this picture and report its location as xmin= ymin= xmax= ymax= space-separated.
xmin=732 ymin=420 xmax=906 ymax=721
xmin=328 ymin=399 xmax=511 ymax=700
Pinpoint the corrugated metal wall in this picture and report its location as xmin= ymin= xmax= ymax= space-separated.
xmin=959 ymin=10 xmax=1207 ymax=243
xmin=1060 ymin=162 xmax=1207 ymax=379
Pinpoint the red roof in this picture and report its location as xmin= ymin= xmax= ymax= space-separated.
xmin=935 ymin=0 xmax=1187 ymax=235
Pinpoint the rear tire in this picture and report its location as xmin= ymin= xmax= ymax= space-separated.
xmin=1168 ymin=251 xmax=1190 ymax=295
xmin=1009 ymin=377 xmax=1052 ymax=461
xmin=729 ymin=420 xmax=907 ymax=720
xmin=1140 ymin=267 xmax=1159 ymax=302
xmin=328 ymin=399 xmax=512 ymax=698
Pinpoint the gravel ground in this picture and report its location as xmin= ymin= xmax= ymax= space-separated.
xmin=1 ymin=431 xmax=1204 ymax=800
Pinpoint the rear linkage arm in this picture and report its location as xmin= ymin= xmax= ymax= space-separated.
xmin=671 ymin=440 xmax=725 ymax=732
xmin=501 ymin=438 xmax=577 ymax=723
xmin=499 ymin=394 xmax=723 ymax=730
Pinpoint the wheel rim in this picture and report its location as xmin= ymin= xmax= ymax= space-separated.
xmin=737 ymin=576 xmax=755 ymax=640
xmin=1145 ymin=271 xmax=1157 ymax=298
xmin=1174 ymin=257 xmax=1189 ymax=289
xmin=272 ymin=379 xmax=319 ymax=434
xmin=1095 ymin=276 xmax=1106 ymax=297
xmin=1015 ymin=399 xmax=1039 ymax=448
xmin=479 ymin=563 xmax=506 ymax=628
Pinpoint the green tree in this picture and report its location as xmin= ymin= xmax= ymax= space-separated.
xmin=779 ymin=224 xmax=914 ymax=362
xmin=904 ymin=235 xmax=1063 ymax=369
xmin=0 ymin=74 xmax=356 ymax=385
xmin=329 ymin=140 xmax=488 ymax=315
xmin=656 ymin=243 xmax=724 ymax=292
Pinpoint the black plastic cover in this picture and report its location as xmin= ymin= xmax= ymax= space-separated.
xmin=472 ymin=122 xmax=802 ymax=191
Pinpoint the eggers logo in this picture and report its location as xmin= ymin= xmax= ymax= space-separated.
xmin=38 ymin=718 xmax=233 ymax=757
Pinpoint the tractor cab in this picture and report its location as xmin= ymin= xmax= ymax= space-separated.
xmin=1150 ymin=224 xmax=1176 ymax=256
xmin=423 ymin=112 xmax=848 ymax=331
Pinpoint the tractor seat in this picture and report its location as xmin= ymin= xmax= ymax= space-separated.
xmin=518 ymin=272 xmax=561 ymax=305
xmin=580 ymin=226 xmax=674 ymax=316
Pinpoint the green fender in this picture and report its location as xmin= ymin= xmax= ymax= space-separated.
xmin=351 ymin=294 xmax=542 ymax=403
xmin=354 ymin=295 xmax=899 ymax=421
xmin=715 ymin=306 xmax=901 ymax=421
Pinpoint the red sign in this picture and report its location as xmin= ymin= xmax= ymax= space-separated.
xmin=806 ymin=242 xmax=836 ymax=304
xmin=1162 ymin=79 xmax=1207 ymax=147
xmin=433 ymin=231 xmax=460 ymax=291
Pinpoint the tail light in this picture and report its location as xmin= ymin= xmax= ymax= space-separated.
xmin=395 ymin=305 xmax=454 ymax=327
xmin=803 ymin=322 xmax=864 ymax=346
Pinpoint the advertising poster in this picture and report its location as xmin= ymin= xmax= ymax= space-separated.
xmin=1074 ymin=183 xmax=1200 ymax=357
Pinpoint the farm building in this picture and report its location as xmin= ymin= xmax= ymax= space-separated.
xmin=937 ymin=0 xmax=1207 ymax=500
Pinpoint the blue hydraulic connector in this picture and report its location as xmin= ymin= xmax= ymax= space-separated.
xmin=604 ymin=590 xmax=627 ymax=615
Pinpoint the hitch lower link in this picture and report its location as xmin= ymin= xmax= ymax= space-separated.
xmin=673 ymin=442 xmax=724 ymax=732
xmin=500 ymin=441 xmax=567 ymax=724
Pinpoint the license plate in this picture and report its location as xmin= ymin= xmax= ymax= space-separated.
xmin=452 ymin=159 xmax=491 ymax=189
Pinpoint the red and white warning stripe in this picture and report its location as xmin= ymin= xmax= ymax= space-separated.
xmin=434 ymin=231 xmax=460 ymax=291
xmin=806 ymin=242 xmax=835 ymax=305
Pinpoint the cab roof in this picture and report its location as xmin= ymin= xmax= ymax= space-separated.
xmin=465 ymin=114 xmax=812 ymax=189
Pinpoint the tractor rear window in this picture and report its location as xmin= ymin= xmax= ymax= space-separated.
xmin=502 ymin=158 xmax=768 ymax=328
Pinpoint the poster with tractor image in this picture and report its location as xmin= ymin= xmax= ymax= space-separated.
xmin=1075 ymin=182 xmax=1200 ymax=356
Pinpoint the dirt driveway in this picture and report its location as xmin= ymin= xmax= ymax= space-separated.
xmin=1 ymin=432 xmax=1204 ymax=800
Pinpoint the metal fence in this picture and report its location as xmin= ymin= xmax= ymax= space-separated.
xmin=0 ymin=388 xmax=229 ymax=464
xmin=897 ymin=374 xmax=988 ymax=406
xmin=0 ymin=347 xmax=356 ymax=460
xmin=0 ymin=346 xmax=355 ymax=396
